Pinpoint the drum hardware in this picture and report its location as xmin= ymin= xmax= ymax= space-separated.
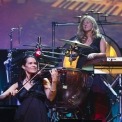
xmin=39 ymin=58 xmax=61 ymax=68
xmin=23 ymin=36 xmax=52 ymax=49
xmin=59 ymin=70 xmax=67 ymax=88
xmin=88 ymin=9 xmax=95 ymax=13
xmin=100 ymin=75 xmax=118 ymax=97
xmin=23 ymin=44 xmax=52 ymax=49
xmin=48 ymin=107 xmax=79 ymax=121
xmin=105 ymin=74 xmax=122 ymax=122
xmin=42 ymin=54 xmax=62 ymax=61
xmin=68 ymin=50 xmax=75 ymax=65
xmin=42 ymin=51 xmax=65 ymax=56
xmin=74 ymin=16 xmax=82 ymax=23
xmin=23 ymin=44 xmax=36 ymax=47
xmin=39 ymin=63 xmax=55 ymax=68
xmin=22 ymin=37 xmax=63 ymax=67
xmin=92 ymin=59 xmax=122 ymax=122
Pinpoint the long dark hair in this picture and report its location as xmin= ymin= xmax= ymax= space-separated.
xmin=20 ymin=52 xmax=38 ymax=81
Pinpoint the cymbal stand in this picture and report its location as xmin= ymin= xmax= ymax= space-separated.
xmin=68 ymin=46 xmax=73 ymax=65
xmin=106 ymin=74 xmax=122 ymax=122
xmin=118 ymin=74 xmax=122 ymax=121
xmin=100 ymin=75 xmax=118 ymax=98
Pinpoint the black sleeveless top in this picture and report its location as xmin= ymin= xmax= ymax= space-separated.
xmin=17 ymin=79 xmax=46 ymax=103
xmin=14 ymin=79 xmax=49 ymax=122
xmin=76 ymin=36 xmax=102 ymax=68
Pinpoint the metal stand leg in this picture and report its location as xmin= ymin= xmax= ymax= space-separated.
xmin=119 ymin=74 xmax=122 ymax=122
xmin=49 ymin=107 xmax=79 ymax=122
xmin=106 ymin=74 xmax=122 ymax=122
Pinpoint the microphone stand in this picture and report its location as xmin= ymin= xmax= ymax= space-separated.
xmin=6 ymin=27 xmax=21 ymax=83
xmin=7 ymin=28 xmax=14 ymax=84
xmin=4 ymin=29 xmax=14 ymax=105
xmin=4 ymin=27 xmax=22 ymax=105
xmin=3 ymin=50 xmax=12 ymax=83
xmin=3 ymin=29 xmax=13 ymax=105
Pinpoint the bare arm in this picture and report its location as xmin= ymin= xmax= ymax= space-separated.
xmin=44 ymin=68 xmax=58 ymax=101
xmin=87 ymin=37 xmax=107 ymax=59
xmin=0 ymin=83 xmax=18 ymax=100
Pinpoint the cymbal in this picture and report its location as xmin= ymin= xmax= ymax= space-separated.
xmin=60 ymin=39 xmax=91 ymax=48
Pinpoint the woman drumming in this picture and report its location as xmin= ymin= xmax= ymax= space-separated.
xmin=76 ymin=15 xmax=109 ymax=122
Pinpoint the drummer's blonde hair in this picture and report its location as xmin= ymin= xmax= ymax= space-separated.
xmin=77 ymin=15 xmax=101 ymax=42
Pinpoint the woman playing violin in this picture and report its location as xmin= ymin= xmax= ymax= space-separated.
xmin=0 ymin=53 xmax=58 ymax=122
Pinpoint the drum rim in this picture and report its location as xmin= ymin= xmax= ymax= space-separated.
xmin=57 ymin=67 xmax=86 ymax=72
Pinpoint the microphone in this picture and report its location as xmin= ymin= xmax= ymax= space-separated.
xmin=11 ymin=28 xmax=18 ymax=31
xmin=11 ymin=26 xmax=23 ymax=31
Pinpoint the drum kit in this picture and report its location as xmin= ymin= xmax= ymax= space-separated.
xmin=4 ymin=36 xmax=120 ymax=121
xmin=31 ymin=38 xmax=122 ymax=121
xmin=22 ymin=38 xmax=107 ymax=119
